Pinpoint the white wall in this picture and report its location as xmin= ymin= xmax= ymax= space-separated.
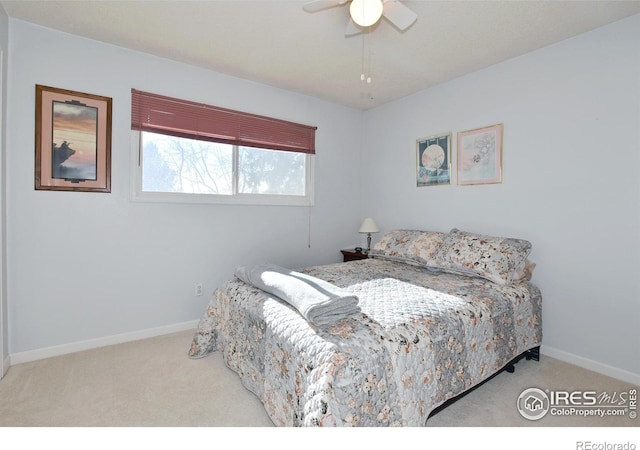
xmin=6 ymin=20 xmax=364 ymax=356
xmin=362 ymin=15 xmax=640 ymax=382
xmin=0 ymin=5 xmax=8 ymax=378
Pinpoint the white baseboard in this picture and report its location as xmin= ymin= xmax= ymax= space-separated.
xmin=8 ymin=320 xmax=199 ymax=366
xmin=541 ymin=344 xmax=640 ymax=385
xmin=1 ymin=354 xmax=8 ymax=379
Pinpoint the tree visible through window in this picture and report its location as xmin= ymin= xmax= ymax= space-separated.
xmin=141 ymin=132 xmax=306 ymax=197
xmin=141 ymin=132 xmax=233 ymax=195
xmin=238 ymin=146 xmax=305 ymax=195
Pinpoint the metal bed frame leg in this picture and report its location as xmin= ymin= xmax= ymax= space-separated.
xmin=505 ymin=346 xmax=541 ymax=373
xmin=525 ymin=346 xmax=540 ymax=361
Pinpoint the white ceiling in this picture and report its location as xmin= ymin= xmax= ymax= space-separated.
xmin=2 ymin=0 xmax=640 ymax=110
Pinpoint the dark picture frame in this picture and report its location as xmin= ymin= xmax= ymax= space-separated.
xmin=35 ymin=84 xmax=112 ymax=192
xmin=416 ymin=132 xmax=451 ymax=187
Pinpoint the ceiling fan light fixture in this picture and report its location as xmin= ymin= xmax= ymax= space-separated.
xmin=350 ymin=0 xmax=384 ymax=27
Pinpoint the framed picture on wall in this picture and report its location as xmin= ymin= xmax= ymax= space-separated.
xmin=35 ymin=84 xmax=112 ymax=192
xmin=457 ymin=123 xmax=503 ymax=186
xmin=416 ymin=132 xmax=451 ymax=187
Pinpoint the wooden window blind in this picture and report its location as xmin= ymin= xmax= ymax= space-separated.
xmin=131 ymin=89 xmax=316 ymax=154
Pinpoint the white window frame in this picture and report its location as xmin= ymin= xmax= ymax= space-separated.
xmin=130 ymin=131 xmax=314 ymax=206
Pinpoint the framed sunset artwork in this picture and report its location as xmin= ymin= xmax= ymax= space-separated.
xmin=35 ymin=85 xmax=112 ymax=192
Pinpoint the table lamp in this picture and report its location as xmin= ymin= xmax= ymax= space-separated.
xmin=358 ymin=218 xmax=379 ymax=253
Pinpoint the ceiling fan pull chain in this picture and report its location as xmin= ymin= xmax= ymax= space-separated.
xmin=361 ymin=29 xmax=366 ymax=81
xmin=367 ymin=28 xmax=372 ymax=83
xmin=361 ymin=27 xmax=372 ymax=84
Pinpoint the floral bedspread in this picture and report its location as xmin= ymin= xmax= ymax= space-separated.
xmin=189 ymin=258 xmax=542 ymax=426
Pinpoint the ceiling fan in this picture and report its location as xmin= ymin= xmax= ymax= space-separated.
xmin=303 ymin=0 xmax=418 ymax=36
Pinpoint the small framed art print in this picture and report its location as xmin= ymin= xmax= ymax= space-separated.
xmin=457 ymin=123 xmax=503 ymax=186
xmin=416 ymin=132 xmax=451 ymax=187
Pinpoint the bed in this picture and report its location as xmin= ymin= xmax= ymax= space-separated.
xmin=188 ymin=228 xmax=542 ymax=426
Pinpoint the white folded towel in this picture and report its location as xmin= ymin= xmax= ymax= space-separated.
xmin=234 ymin=263 xmax=361 ymax=325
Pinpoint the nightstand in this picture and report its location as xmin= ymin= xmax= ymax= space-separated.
xmin=341 ymin=249 xmax=369 ymax=262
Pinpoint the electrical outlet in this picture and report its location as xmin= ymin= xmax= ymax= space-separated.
xmin=195 ymin=283 xmax=203 ymax=296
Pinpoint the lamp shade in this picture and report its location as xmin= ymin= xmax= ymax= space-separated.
xmin=358 ymin=218 xmax=379 ymax=234
xmin=350 ymin=0 xmax=384 ymax=27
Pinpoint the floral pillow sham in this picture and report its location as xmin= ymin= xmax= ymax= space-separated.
xmin=369 ymin=229 xmax=445 ymax=267
xmin=431 ymin=228 xmax=533 ymax=285
xmin=370 ymin=228 xmax=534 ymax=285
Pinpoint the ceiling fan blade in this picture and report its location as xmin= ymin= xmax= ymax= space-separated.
xmin=303 ymin=0 xmax=349 ymax=13
xmin=345 ymin=18 xmax=363 ymax=36
xmin=382 ymin=0 xmax=417 ymax=31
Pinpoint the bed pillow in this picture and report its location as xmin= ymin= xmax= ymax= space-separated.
xmin=512 ymin=259 xmax=536 ymax=282
xmin=369 ymin=229 xmax=445 ymax=266
xmin=431 ymin=228 xmax=532 ymax=285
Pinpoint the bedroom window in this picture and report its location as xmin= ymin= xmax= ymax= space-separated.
xmin=130 ymin=89 xmax=316 ymax=206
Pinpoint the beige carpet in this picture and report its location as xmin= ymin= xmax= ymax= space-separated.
xmin=0 ymin=330 xmax=637 ymax=429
